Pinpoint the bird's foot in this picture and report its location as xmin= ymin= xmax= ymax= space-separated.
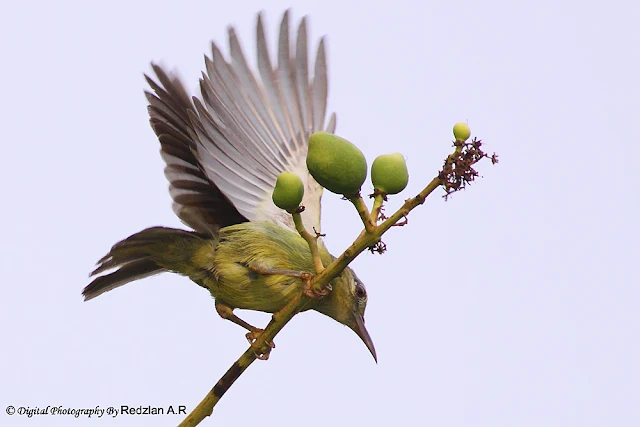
xmin=302 ymin=273 xmax=332 ymax=300
xmin=245 ymin=329 xmax=276 ymax=361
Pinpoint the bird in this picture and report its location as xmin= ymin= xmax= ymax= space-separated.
xmin=83 ymin=10 xmax=376 ymax=361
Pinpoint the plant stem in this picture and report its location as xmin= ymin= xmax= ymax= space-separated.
xmin=371 ymin=193 xmax=385 ymax=223
xmin=349 ymin=195 xmax=376 ymax=233
xmin=292 ymin=211 xmax=324 ymax=273
xmin=179 ymin=293 xmax=305 ymax=427
xmin=180 ymin=145 xmax=479 ymax=426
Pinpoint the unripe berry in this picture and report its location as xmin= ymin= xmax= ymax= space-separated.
xmin=453 ymin=122 xmax=471 ymax=142
xmin=272 ymin=172 xmax=304 ymax=212
xmin=371 ymin=153 xmax=409 ymax=195
xmin=306 ymin=132 xmax=367 ymax=196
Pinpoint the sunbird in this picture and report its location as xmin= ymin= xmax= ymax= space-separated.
xmin=83 ymin=11 xmax=376 ymax=361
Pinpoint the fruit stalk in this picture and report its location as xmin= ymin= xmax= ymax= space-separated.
xmin=292 ymin=211 xmax=325 ymax=274
xmin=349 ymin=195 xmax=376 ymax=233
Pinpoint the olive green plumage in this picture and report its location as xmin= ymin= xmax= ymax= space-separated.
xmin=84 ymin=222 xmax=368 ymax=342
xmin=209 ymin=222 xmax=333 ymax=313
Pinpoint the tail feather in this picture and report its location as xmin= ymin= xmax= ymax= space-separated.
xmin=83 ymin=227 xmax=211 ymax=301
xmin=84 ymin=259 xmax=162 ymax=301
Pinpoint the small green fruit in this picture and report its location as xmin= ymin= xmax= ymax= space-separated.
xmin=306 ymin=132 xmax=367 ymax=195
xmin=272 ymin=172 xmax=304 ymax=212
xmin=371 ymin=153 xmax=409 ymax=195
xmin=453 ymin=122 xmax=471 ymax=141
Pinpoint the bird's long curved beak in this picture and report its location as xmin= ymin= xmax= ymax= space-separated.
xmin=350 ymin=311 xmax=377 ymax=363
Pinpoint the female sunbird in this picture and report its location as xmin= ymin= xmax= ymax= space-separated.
xmin=83 ymin=11 xmax=376 ymax=361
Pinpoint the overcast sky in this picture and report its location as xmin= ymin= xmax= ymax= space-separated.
xmin=2 ymin=0 xmax=639 ymax=426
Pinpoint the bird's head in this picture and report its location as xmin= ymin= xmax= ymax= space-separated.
xmin=314 ymin=266 xmax=376 ymax=362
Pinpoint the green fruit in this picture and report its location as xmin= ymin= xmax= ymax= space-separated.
xmin=453 ymin=122 xmax=471 ymax=141
xmin=272 ymin=172 xmax=304 ymax=212
xmin=371 ymin=153 xmax=409 ymax=195
xmin=306 ymin=132 xmax=367 ymax=195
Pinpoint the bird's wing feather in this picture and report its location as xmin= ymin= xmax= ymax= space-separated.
xmin=190 ymin=10 xmax=335 ymax=233
xmin=145 ymin=65 xmax=248 ymax=235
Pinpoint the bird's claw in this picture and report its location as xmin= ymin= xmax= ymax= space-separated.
xmin=245 ymin=329 xmax=275 ymax=361
xmin=302 ymin=273 xmax=332 ymax=300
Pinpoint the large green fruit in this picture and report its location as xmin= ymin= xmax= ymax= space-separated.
xmin=306 ymin=132 xmax=367 ymax=195
xmin=272 ymin=172 xmax=304 ymax=212
xmin=371 ymin=153 xmax=409 ymax=195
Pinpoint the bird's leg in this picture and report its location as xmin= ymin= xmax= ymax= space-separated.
xmin=215 ymin=301 xmax=275 ymax=360
xmin=247 ymin=263 xmax=331 ymax=300
xmin=214 ymin=301 xmax=262 ymax=333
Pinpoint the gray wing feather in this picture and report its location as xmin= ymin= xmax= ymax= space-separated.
xmin=189 ymin=10 xmax=335 ymax=232
xmin=144 ymin=65 xmax=247 ymax=234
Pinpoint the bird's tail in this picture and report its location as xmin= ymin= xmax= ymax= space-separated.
xmin=83 ymin=227 xmax=214 ymax=301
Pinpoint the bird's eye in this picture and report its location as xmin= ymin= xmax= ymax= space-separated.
xmin=355 ymin=284 xmax=366 ymax=299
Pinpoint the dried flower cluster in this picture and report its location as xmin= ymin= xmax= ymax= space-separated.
xmin=440 ymin=138 xmax=498 ymax=199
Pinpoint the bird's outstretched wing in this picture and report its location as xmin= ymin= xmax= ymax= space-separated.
xmin=145 ymin=66 xmax=248 ymax=235
xmin=146 ymin=10 xmax=336 ymax=235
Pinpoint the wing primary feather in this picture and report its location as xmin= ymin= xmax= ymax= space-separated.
xmin=144 ymin=66 xmax=248 ymax=233
xmin=228 ymin=27 xmax=288 ymax=166
xmin=256 ymin=13 xmax=294 ymax=162
xmin=326 ymin=112 xmax=337 ymax=133
xmin=312 ymin=38 xmax=328 ymax=131
xmin=208 ymin=40 xmax=288 ymax=176
xmin=295 ymin=17 xmax=311 ymax=139
xmin=276 ymin=11 xmax=303 ymax=155
xmin=167 ymin=11 xmax=337 ymax=233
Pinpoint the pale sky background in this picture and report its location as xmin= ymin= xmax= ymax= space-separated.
xmin=1 ymin=0 xmax=639 ymax=426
